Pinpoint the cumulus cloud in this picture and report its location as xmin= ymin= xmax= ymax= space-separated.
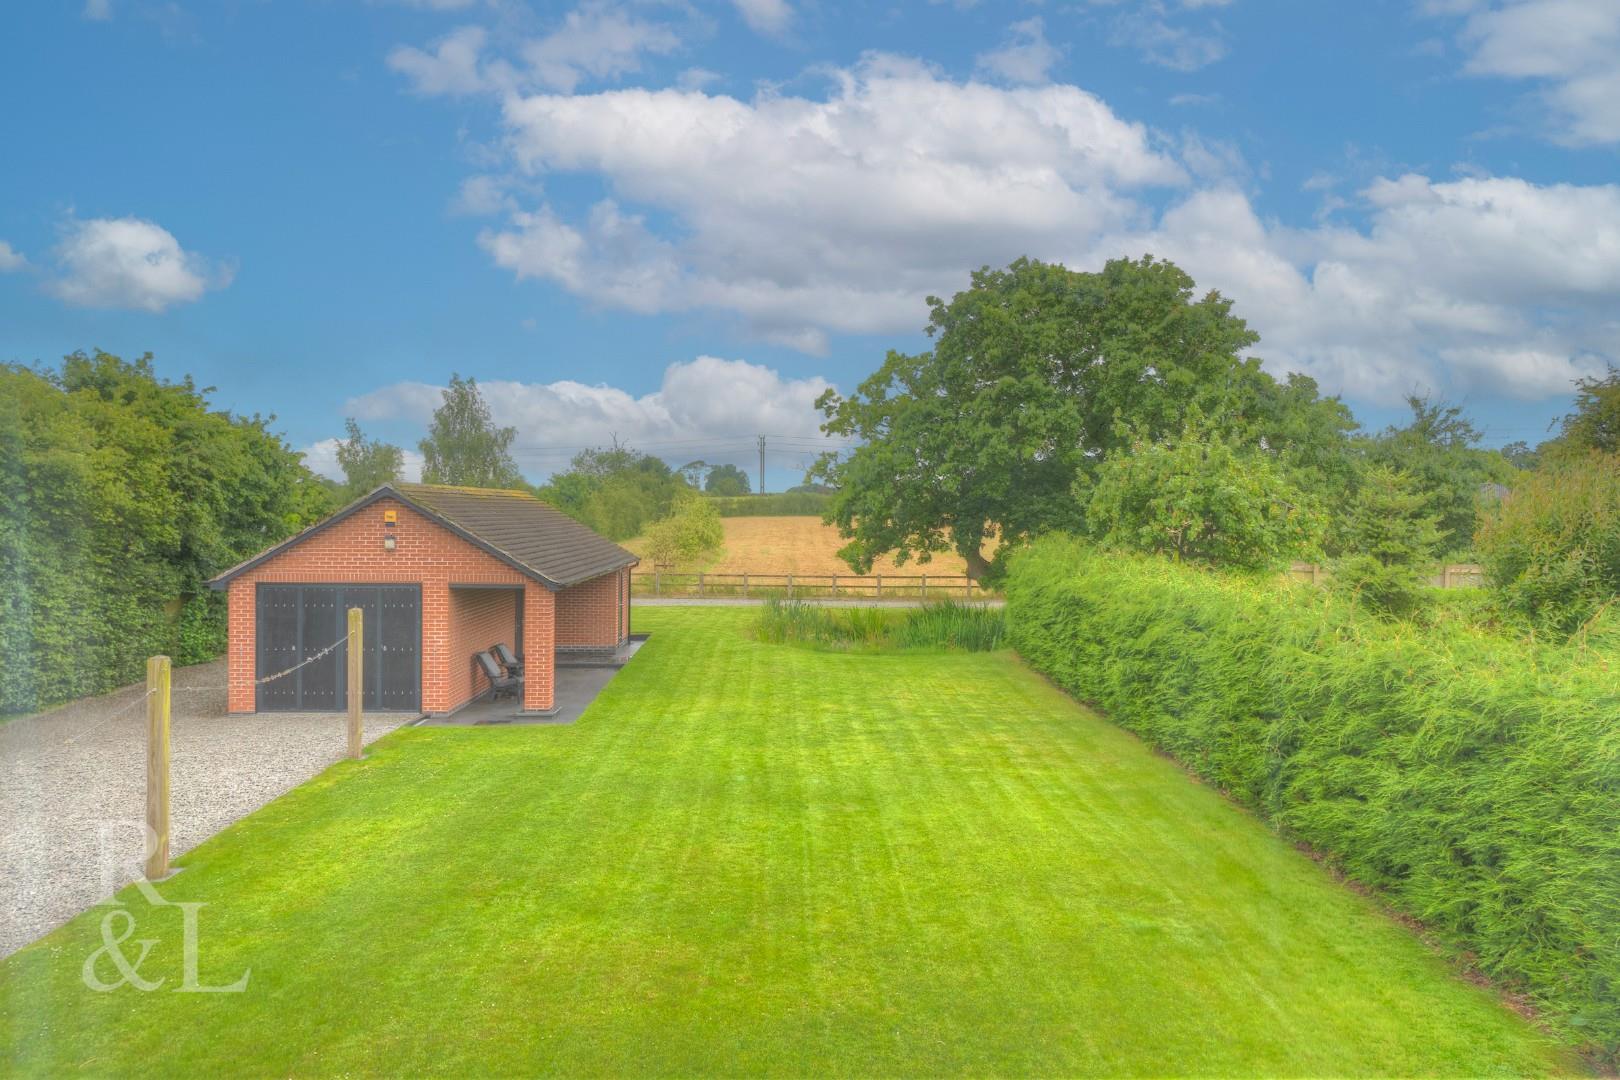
xmin=392 ymin=21 xmax=1620 ymax=405
xmin=731 ymin=0 xmax=793 ymax=37
xmin=1082 ymin=176 xmax=1619 ymax=402
xmin=478 ymin=54 xmax=1184 ymax=348
xmin=0 ymin=241 xmax=25 ymax=272
xmin=46 ymin=217 xmax=230 ymax=312
xmin=975 ymin=18 xmax=1062 ymax=85
xmin=343 ymin=356 xmax=835 ymax=477
xmin=1437 ymin=0 xmax=1620 ymax=145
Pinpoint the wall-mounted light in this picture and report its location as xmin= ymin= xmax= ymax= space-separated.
xmin=383 ymin=535 xmax=397 ymax=552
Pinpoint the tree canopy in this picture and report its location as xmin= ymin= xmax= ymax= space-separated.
xmin=335 ymin=417 xmax=404 ymax=500
xmin=1080 ymin=413 xmax=1323 ymax=572
xmin=1549 ymin=366 xmax=1620 ymax=457
xmin=419 ymin=374 xmax=521 ymax=488
xmin=704 ymin=463 xmax=751 ymax=496
xmin=814 ymin=255 xmax=1353 ymax=580
xmin=533 ymin=446 xmax=688 ymax=541
xmin=1359 ymin=397 xmax=1512 ymax=557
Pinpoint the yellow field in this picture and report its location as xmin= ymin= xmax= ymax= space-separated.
xmin=626 ymin=516 xmax=980 ymax=579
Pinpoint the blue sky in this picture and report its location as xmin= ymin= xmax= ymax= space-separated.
xmin=2 ymin=0 xmax=1617 ymax=487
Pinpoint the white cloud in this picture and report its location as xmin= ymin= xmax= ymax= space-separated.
xmin=522 ymin=2 xmax=680 ymax=92
xmin=1438 ymin=0 xmax=1620 ymax=145
xmin=1107 ymin=1 xmax=1229 ymax=71
xmin=975 ymin=18 xmax=1062 ymax=85
xmin=451 ymin=174 xmax=517 ymax=216
xmin=300 ymin=438 xmax=425 ymax=484
xmin=388 ymin=25 xmax=497 ymax=96
xmin=1082 ymin=176 xmax=1620 ymax=402
xmin=46 ymin=217 xmax=229 ymax=312
xmin=388 ymin=4 xmax=681 ymax=98
xmin=405 ymin=32 xmax=1619 ymax=405
xmin=82 ymin=0 xmax=112 ymax=21
xmin=0 ymin=241 xmax=26 ymax=272
xmin=481 ymin=54 xmax=1184 ymax=347
xmin=731 ymin=0 xmax=793 ymax=37
xmin=345 ymin=356 xmax=835 ymax=477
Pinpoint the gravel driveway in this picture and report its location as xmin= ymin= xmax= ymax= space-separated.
xmin=0 ymin=661 xmax=416 ymax=958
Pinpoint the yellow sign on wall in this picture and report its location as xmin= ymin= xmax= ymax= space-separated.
xmin=383 ymin=510 xmax=398 ymax=524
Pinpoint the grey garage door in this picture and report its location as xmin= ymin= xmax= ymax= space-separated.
xmin=255 ymin=585 xmax=421 ymax=712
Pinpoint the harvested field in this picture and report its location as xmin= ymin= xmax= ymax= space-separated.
xmin=627 ymin=515 xmax=987 ymax=577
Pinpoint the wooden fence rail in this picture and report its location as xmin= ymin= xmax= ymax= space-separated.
xmin=632 ymin=571 xmax=988 ymax=601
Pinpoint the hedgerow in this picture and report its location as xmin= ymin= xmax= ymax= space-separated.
xmin=1005 ymin=535 xmax=1620 ymax=1061
xmin=0 ymin=353 xmax=333 ymax=714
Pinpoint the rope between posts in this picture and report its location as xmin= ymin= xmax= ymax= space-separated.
xmin=62 ymin=686 xmax=159 ymax=746
xmin=255 ymin=635 xmax=349 ymax=685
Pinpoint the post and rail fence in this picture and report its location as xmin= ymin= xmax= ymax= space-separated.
xmin=635 ymin=564 xmax=1486 ymax=601
xmin=1288 ymin=562 xmax=1487 ymax=589
xmin=633 ymin=570 xmax=989 ymax=601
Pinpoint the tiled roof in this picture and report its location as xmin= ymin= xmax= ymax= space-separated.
xmin=208 ymin=483 xmax=638 ymax=590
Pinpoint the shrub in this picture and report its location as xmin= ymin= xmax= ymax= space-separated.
xmin=1332 ymin=465 xmax=1443 ymax=617
xmin=1476 ymin=452 xmax=1620 ymax=635
xmin=1079 ymin=415 xmax=1323 ymax=572
xmin=643 ymin=489 xmax=724 ymax=568
xmin=1006 ymin=536 xmax=1620 ymax=1061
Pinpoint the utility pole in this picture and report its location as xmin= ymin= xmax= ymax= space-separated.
xmin=757 ymin=435 xmax=766 ymax=495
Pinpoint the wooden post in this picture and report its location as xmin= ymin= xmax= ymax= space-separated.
xmin=876 ymin=574 xmax=882 ymax=600
xmin=921 ymin=574 xmax=928 ymax=602
xmin=965 ymin=577 xmax=971 ymax=599
xmin=346 ymin=607 xmax=363 ymax=760
xmin=787 ymin=574 xmax=794 ymax=599
xmin=654 ymin=569 xmax=661 ymax=596
xmin=698 ymin=572 xmax=705 ymax=598
xmin=830 ymin=574 xmax=837 ymax=599
xmin=144 ymin=655 xmax=171 ymax=880
xmin=743 ymin=573 xmax=749 ymax=598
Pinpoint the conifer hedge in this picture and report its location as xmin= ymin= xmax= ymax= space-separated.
xmin=1006 ymin=535 xmax=1620 ymax=1060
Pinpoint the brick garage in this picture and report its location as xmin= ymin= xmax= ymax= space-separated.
xmin=209 ymin=484 xmax=636 ymax=717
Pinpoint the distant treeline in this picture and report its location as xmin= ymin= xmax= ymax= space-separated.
xmin=704 ymin=490 xmax=831 ymax=517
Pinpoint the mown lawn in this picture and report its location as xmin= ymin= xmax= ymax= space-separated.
xmin=0 ymin=608 xmax=1580 ymax=1077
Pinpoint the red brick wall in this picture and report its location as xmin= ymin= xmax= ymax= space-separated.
xmin=224 ymin=497 xmax=548 ymax=715
xmin=522 ymin=586 xmax=555 ymax=711
xmin=556 ymin=568 xmax=630 ymax=649
xmin=448 ymin=589 xmax=520 ymax=707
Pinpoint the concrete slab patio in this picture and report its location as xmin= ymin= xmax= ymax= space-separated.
xmin=421 ymin=636 xmax=647 ymax=727
xmin=0 ymin=661 xmax=414 ymax=958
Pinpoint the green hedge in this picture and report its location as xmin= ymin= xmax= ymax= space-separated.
xmin=1006 ymin=535 xmax=1620 ymax=1061
xmin=0 ymin=353 xmax=333 ymax=714
xmin=706 ymin=491 xmax=831 ymax=517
